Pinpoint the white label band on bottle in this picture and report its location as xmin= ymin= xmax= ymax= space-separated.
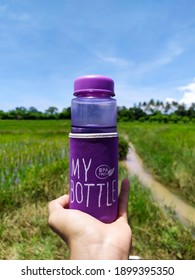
xmin=69 ymin=132 xmax=118 ymax=139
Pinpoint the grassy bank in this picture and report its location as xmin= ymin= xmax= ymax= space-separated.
xmin=0 ymin=120 xmax=195 ymax=259
xmin=119 ymin=122 xmax=195 ymax=207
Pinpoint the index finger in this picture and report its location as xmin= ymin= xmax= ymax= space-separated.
xmin=48 ymin=194 xmax=69 ymax=214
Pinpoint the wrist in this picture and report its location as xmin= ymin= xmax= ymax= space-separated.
xmin=69 ymin=240 xmax=129 ymax=260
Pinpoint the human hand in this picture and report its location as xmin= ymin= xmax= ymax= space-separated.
xmin=48 ymin=178 xmax=132 ymax=260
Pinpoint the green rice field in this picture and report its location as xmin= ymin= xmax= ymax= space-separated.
xmin=0 ymin=120 xmax=195 ymax=259
xmin=119 ymin=122 xmax=195 ymax=206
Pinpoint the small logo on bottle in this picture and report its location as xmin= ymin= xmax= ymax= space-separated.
xmin=95 ymin=165 xmax=115 ymax=179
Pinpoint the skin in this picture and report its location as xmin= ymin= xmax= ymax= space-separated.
xmin=48 ymin=178 xmax=132 ymax=260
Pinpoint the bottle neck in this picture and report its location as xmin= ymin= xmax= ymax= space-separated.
xmin=74 ymin=91 xmax=113 ymax=98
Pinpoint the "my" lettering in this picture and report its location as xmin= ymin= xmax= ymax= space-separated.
xmin=71 ymin=158 xmax=92 ymax=182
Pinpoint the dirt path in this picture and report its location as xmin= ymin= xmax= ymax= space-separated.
xmin=125 ymin=143 xmax=195 ymax=229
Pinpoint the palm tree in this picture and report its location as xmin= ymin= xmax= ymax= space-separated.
xmin=164 ymin=102 xmax=171 ymax=114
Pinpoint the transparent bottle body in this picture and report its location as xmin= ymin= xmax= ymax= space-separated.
xmin=71 ymin=96 xmax=117 ymax=133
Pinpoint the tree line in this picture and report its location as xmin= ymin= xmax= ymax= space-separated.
xmin=0 ymin=106 xmax=71 ymax=120
xmin=118 ymin=99 xmax=195 ymax=123
xmin=0 ymin=99 xmax=195 ymax=123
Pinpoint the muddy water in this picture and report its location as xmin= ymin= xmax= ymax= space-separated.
xmin=125 ymin=143 xmax=195 ymax=228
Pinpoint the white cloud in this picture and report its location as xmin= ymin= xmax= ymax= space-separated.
xmin=156 ymin=40 xmax=184 ymax=66
xmin=177 ymin=79 xmax=195 ymax=105
xmin=138 ymin=41 xmax=184 ymax=74
xmin=95 ymin=53 xmax=130 ymax=67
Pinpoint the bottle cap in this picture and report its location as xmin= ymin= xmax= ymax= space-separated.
xmin=74 ymin=75 xmax=115 ymax=96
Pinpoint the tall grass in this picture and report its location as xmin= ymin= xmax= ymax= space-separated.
xmin=0 ymin=122 xmax=70 ymax=259
xmin=0 ymin=120 xmax=195 ymax=259
xmin=0 ymin=139 xmax=66 ymax=189
xmin=119 ymin=122 xmax=195 ymax=206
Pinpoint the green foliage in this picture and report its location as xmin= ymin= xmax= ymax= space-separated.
xmin=0 ymin=100 xmax=195 ymax=121
xmin=0 ymin=120 xmax=195 ymax=260
xmin=119 ymin=122 xmax=195 ymax=206
xmin=182 ymin=116 xmax=190 ymax=123
xmin=170 ymin=114 xmax=179 ymax=123
xmin=128 ymin=176 xmax=195 ymax=259
xmin=117 ymin=101 xmax=195 ymax=122
xmin=0 ymin=107 xmax=71 ymax=120
xmin=118 ymin=136 xmax=129 ymax=160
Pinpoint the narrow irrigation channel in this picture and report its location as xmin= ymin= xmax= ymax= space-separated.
xmin=125 ymin=143 xmax=195 ymax=231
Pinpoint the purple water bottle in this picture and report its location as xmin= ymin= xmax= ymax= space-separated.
xmin=69 ymin=75 xmax=118 ymax=223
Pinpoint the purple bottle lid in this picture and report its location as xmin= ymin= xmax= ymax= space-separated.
xmin=74 ymin=75 xmax=115 ymax=96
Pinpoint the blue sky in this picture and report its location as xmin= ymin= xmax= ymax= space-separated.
xmin=1 ymin=0 xmax=195 ymax=111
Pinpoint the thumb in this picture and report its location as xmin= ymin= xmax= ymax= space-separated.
xmin=118 ymin=178 xmax=130 ymax=220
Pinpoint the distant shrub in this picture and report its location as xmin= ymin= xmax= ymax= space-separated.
xmin=162 ymin=115 xmax=169 ymax=123
xmin=191 ymin=118 xmax=195 ymax=123
xmin=170 ymin=114 xmax=179 ymax=123
xmin=118 ymin=136 xmax=129 ymax=160
xmin=182 ymin=116 xmax=190 ymax=123
xmin=138 ymin=116 xmax=146 ymax=122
